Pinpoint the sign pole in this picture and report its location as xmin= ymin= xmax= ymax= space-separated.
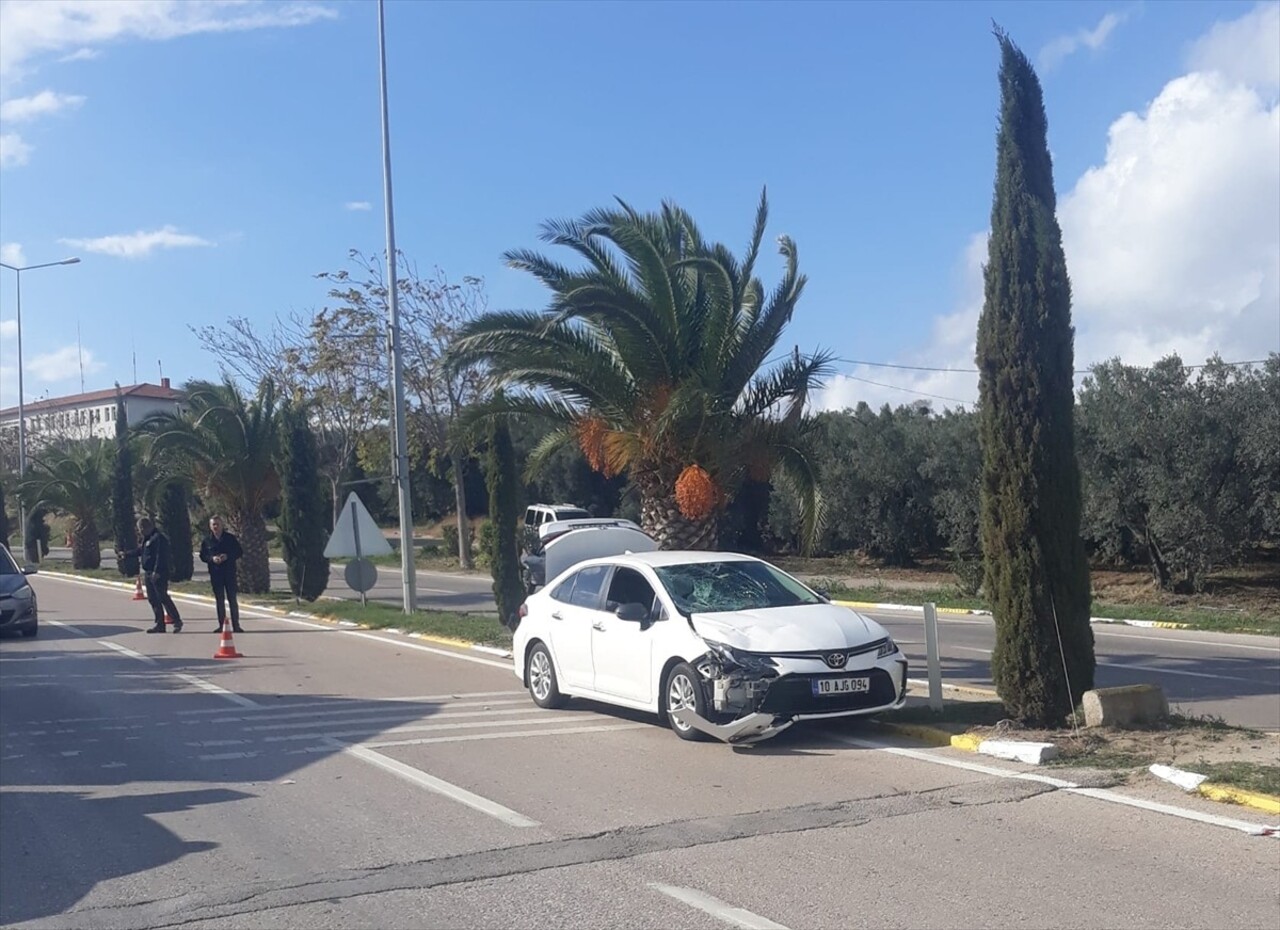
xmin=351 ymin=500 xmax=366 ymax=606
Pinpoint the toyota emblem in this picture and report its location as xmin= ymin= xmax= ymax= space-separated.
xmin=824 ymin=652 xmax=848 ymax=669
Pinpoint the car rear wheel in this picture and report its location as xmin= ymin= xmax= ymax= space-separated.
xmin=526 ymin=642 xmax=566 ymax=709
xmin=664 ymin=662 xmax=709 ymax=741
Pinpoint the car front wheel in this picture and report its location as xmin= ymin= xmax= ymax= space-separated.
xmin=21 ymin=622 xmax=38 ymax=638
xmin=526 ymin=642 xmax=566 ymax=709
xmin=664 ymin=662 xmax=709 ymax=741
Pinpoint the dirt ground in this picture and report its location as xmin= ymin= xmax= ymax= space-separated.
xmin=966 ymin=717 xmax=1280 ymax=773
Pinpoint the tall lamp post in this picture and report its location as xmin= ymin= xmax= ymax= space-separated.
xmin=377 ymin=0 xmax=417 ymax=614
xmin=0 ymin=256 xmax=81 ymax=556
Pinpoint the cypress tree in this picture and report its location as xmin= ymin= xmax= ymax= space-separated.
xmin=976 ymin=28 xmax=1095 ymax=726
xmin=486 ymin=415 xmax=525 ymax=628
xmin=112 ymin=386 xmax=140 ymax=576
xmin=159 ymin=481 xmax=194 ymax=582
xmin=0 ymin=479 xmax=10 ymax=550
xmin=278 ymin=403 xmax=330 ymax=601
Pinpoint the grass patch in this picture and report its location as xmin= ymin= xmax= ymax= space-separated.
xmin=1191 ymin=761 xmax=1280 ymax=796
xmin=296 ymin=599 xmax=512 ymax=649
xmin=816 ymin=578 xmax=1277 ymax=636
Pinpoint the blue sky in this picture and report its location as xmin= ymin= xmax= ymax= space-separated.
xmin=1 ymin=0 xmax=1277 ymax=414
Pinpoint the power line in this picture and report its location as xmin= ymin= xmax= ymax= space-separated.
xmin=833 ymin=374 xmax=974 ymax=407
xmin=830 ymin=356 xmax=1270 ymax=375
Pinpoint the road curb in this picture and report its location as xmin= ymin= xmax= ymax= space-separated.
xmin=1196 ymin=783 xmax=1280 ymax=816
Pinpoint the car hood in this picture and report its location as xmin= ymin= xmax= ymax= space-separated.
xmin=0 ymin=574 xmax=31 ymax=597
xmin=690 ymin=603 xmax=884 ymax=653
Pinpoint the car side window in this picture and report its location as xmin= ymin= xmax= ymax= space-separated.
xmin=568 ymin=565 xmax=609 ymax=609
xmin=524 ymin=508 xmax=537 ymax=527
xmin=605 ymin=568 xmax=659 ymax=619
xmin=550 ymin=572 xmax=578 ymax=603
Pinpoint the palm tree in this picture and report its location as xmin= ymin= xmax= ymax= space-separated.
xmin=450 ymin=192 xmax=832 ymax=550
xmin=141 ymin=378 xmax=282 ymax=592
xmin=19 ymin=440 xmax=113 ymax=569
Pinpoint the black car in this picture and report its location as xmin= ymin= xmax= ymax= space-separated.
xmin=0 ymin=544 xmax=38 ymax=638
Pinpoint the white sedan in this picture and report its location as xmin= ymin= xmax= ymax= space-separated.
xmin=512 ymin=551 xmax=908 ymax=745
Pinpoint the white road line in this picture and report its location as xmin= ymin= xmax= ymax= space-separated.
xmin=173 ymin=673 xmax=260 ymax=709
xmin=333 ymin=739 xmax=540 ymax=828
xmin=649 ymin=884 xmax=790 ymax=930
xmin=206 ymin=696 xmax=530 ymax=726
xmin=1092 ymin=630 xmax=1280 ymax=653
xmin=329 ymin=629 xmax=511 ymax=669
xmin=260 ymin=713 xmax=609 ymax=744
xmin=240 ymin=702 xmax=540 ymax=732
xmin=99 ymin=641 xmax=156 ymax=664
xmin=945 ymin=645 xmax=1277 ymax=684
xmin=363 ymin=722 xmax=649 ymax=749
xmin=97 ymin=641 xmax=259 ymax=709
xmin=44 ymin=618 xmax=89 ymax=637
xmin=826 ymin=733 xmax=1277 ymax=837
xmin=1098 ymin=661 xmax=1279 ymax=683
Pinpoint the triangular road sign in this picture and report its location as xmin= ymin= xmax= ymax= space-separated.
xmin=324 ymin=492 xmax=394 ymax=558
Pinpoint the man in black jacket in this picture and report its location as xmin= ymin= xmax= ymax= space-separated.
xmin=117 ymin=518 xmax=183 ymax=633
xmin=200 ymin=515 xmax=244 ymax=633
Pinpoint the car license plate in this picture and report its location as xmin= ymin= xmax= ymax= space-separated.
xmin=813 ymin=676 xmax=870 ymax=696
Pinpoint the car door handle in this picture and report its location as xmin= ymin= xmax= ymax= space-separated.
xmin=592 ymin=621 xmax=606 ymax=631
xmin=551 ymin=611 xmax=563 ymax=620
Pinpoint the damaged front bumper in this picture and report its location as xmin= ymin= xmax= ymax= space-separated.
xmin=670 ymin=709 xmax=794 ymax=745
xmin=681 ymin=645 xmax=909 ymax=745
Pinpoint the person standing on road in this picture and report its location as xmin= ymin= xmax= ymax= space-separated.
xmin=117 ymin=517 xmax=183 ymax=633
xmin=200 ymin=514 xmax=244 ymax=634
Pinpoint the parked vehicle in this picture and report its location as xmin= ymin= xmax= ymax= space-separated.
xmin=512 ymin=550 xmax=907 ymax=746
xmin=520 ymin=520 xmax=654 ymax=595
xmin=523 ymin=503 xmax=590 ymax=541
xmin=0 ymin=544 xmax=39 ymax=638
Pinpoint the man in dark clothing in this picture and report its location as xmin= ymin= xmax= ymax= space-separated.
xmin=117 ymin=518 xmax=182 ymax=633
xmin=200 ymin=514 xmax=243 ymax=633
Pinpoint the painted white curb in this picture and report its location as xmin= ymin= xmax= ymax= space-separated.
xmin=835 ymin=599 xmax=1192 ymax=630
xmin=977 ymin=739 xmax=1059 ymax=764
xmin=1150 ymin=764 xmax=1209 ymax=792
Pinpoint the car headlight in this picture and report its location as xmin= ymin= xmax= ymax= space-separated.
xmin=877 ymin=637 xmax=898 ymax=659
xmin=11 ymin=585 xmax=34 ymax=601
xmin=704 ymin=640 xmax=778 ymax=671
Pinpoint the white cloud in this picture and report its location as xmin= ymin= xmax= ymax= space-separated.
xmin=1059 ymin=69 xmax=1278 ymax=371
xmin=1187 ymin=2 xmax=1280 ymax=92
xmin=27 ymin=344 xmax=105 ymax=383
xmin=817 ymin=4 xmax=1280 ymax=414
xmin=0 ymin=0 xmax=338 ymax=79
xmin=0 ymin=319 xmax=17 ymax=340
xmin=0 ymin=132 xmax=32 ymax=168
xmin=59 ymin=225 xmax=214 ymax=259
xmin=1039 ymin=11 xmax=1128 ymax=72
xmin=0 ymin=90 xmax=85 ymax=122
xmin=0 ymin=242 xmax=26 ymax=267
xmin=58 ymin=48 xmax=101 ymax=63
xmin=345 ymin=201 xmax=372 ymax=211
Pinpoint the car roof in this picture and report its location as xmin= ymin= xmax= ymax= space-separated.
xmin=609 ymin=550 xmax=760 ymax=569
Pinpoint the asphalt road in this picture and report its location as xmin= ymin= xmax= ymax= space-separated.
xmin=2 ymin=574 xmax=1278 ymax=930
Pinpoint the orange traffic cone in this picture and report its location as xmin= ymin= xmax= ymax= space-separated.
xmin=213 ymin=618 xmax=244 ymax=660
xmin=164 ymin=613 xmax=175 ymax=626
xmin=132 ymin=575 xmax=146 ymax=600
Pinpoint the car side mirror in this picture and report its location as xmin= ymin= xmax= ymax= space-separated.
xmin=813 ymin=586 xmax=830 ymax=602
xmin=21 ymin=566 xmax=38 ymax=575
xmin=615 ymin=602 xmax=648 ymax=622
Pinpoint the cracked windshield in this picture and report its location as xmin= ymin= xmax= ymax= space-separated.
xmin=655 ymin=562 xmax=825 ymax=613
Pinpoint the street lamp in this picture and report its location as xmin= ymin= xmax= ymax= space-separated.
xmin=0 ymin=256 xmax=81 ymax=556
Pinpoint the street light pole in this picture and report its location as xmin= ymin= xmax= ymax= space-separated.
xmin=0 ymin=257 xmax=80 ymax=558
xmin=377 ymin=0 xmax=417 ymax=614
